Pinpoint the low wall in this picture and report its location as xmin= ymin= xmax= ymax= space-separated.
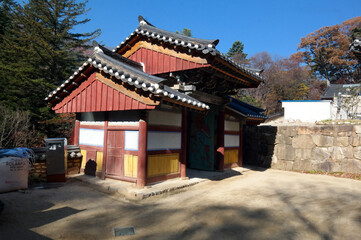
xmin=244 ymin=124 xmax=361 ymax=173
xmin=29 ymin=146 xmax=83 ymax=181
xmin=29 ymin=161 xmax=47 ymax=180
xmin=67 ymin=157 xmax=82 ymax=174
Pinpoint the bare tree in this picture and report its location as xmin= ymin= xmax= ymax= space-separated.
xmin=338 ymin=86 xmax=361 ymax=119
xmin=0 ymin=104 xmax=41 ymax=148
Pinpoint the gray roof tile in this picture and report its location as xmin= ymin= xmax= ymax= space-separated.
xmin=113 ymin=16 xmax=263 ymax=82
xmin=46 ymin=44 xmax=209 ymax=110
xmin=321 ymin=83 xmax=361 ymax=99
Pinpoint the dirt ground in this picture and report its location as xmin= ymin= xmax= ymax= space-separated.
xmin=1 ymin=168 xmax=361 ymax=240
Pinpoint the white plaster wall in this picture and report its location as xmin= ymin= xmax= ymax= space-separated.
xmin=147 ymin=131 xmax=181 ymax=150
xmin=79 ymin=128 xmax=104 ymax=147
xmin=148 ymin=110 xmax=181 ymax=127
xmin=282 ymin=101 xmax=332 ymax=122
xmin=124 ymin=131 xmax=139 ymax=150
xmin=80 ymin=121 xmax=105 ymax=126
xmin=108 ymin=121 xmax=139 ymax=126
xmin=225 ymin=134 xmax=240 ymax=147
xmin=225 ymin=120 xmax=240 ymax=131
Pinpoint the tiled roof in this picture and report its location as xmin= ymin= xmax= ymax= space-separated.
xmin=113 ymin=16 xmax=263 ymax=82
xmin=46 ymin=44 xmax=209 ymax=110
xmin=321 ymin=83 xmax=361 ymax=99
xmin=227 ymin=97 xmax=267 ymax=120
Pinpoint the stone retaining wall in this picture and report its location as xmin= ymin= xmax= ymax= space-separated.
xmin=29 ymin=161 xmax=47 ymax=181
xmin=244 ymin=125 xmax=361 ymax=173
xmin=29 ymin=157 xmax=83 ymax=181
xmin=67 ymin=157 xmax=82 ymax=174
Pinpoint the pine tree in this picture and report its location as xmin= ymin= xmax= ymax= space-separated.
xmin=0 ymin=0 xmax=100 ymax=140
xmin=14 ymin=0 xmax=101 ymax=87
xmin=227 ymin=40 xmax=248 ymax=64
xmin=176 ymin=28 xmax=192 ymax=37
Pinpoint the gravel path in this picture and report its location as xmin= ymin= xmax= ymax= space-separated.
xmin=1 ymin=168 xmax=361 ymax=240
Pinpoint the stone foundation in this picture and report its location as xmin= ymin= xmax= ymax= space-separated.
xmin=29 ymin=157 xmax=83 ymax=181
xmin=244 ymin=125 xmax=361 ymax=173
xmin=67 ymin=157 xmax=82 ymax=174
xmin=29 ymin=161 xmax=47 ymax=181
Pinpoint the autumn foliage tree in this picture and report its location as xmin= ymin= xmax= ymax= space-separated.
xmin=294 ymin=16 xmax=361 ymax=83
xmin=238 ymin=52 xmax=325 ymax=114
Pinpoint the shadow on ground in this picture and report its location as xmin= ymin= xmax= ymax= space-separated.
xmin=0 ymin=185 xmax=84 ymax=240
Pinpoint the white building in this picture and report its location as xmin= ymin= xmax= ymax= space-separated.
xmin=281 ymin=100 xmax=332 ymax=122
xmin=281 ymin=84 xmax=361 ymax=123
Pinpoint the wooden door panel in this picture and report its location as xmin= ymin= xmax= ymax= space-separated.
xmin=187 ymin=109 xmax=215 ymax=170
xmin=106 ymin=130 xmax=124 ymax=177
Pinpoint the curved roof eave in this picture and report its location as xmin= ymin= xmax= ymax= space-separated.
xmin=113 ymin=16 xmax=264 ymax=82
xmin=46 ymin=45 xmax=209 ymax=110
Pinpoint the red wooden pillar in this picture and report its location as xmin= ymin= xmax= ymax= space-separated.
xmin=137 ymin=118 xmax=147 ymax=188
xmin=73 ymin=120 xmax=80 ymax=145
xmin=101 ymin=117 xmax=109 ymax=180
xmin=238 ymin=125 xmax=243 ymax=167
xmin=180 ymin=109 xmax=187 ymax=179
xmin=217 ymin=109 xmax=225 ymax=171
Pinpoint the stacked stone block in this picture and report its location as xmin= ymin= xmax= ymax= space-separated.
xmin=29 ymin=161 xmax=47 ymax=181
xmin=67 ymin=157 xmax=82 ymax=174
xmin=244 ymin=125 xmax=361 ymax=173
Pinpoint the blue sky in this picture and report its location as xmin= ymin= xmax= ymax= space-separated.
xmin=75 ymin=0 xmax=361 ymax=59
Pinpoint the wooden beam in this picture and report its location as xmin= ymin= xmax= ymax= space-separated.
xmin=213 ymin=58 xmax=261 ymax=85
xmin=122 ymin=41 xmax=209 ymax=65
xmin=137 ymin=117 xmax=147 ymax=188
xmin=211 ymin=65 xmax=252 ymax=87
xmin=163 ymin=98 xmax=206 ymax=111
xmin=189 ymin=91 xmax=226 ymax=105
xmin=116 ymin=35 xmax=141 ymax=55
xmin=96 ymin=72 xmax=160 ymax=106
xmin=238 ymin=125 xmax=243 ymax=167
xmin=180 ymin=109 xmax=187 ymax=179
xmin=101 ymin=115 xmax=109 ymax=180
xmin=74 ymin=120 xmax=80 ymax=145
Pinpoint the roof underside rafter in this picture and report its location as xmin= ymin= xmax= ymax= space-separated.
xmin=226 ymin=97 xmax=267 ymax=122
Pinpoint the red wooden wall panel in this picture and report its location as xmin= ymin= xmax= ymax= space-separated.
xmin=96 ymin=80 xmax=102 ymax=111
xmin=53 ymin=73 xmax=156 ymax=113
xmin=128 ymin=47 xmax=208 ymax=75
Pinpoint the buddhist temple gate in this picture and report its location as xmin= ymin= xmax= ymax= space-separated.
xmin=47 ymin=16 xmax=266 ymax=187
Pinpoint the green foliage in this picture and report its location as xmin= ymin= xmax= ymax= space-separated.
xmin=227 ymin=40 xmax=247 ymax=63
xmin=236 ymin=90 xmax=263 ymax=109
xmin=176 ymin=28 xmax=192 ymax=37
xmin=14 ymin=0 xmax=101 ymax=86
xmin=0 ymin=0 xmax=100 ymax=145
xmin=0 ymin=0 xmax=16 ymax=36
xmin=350 ymin=27 xmax=361 ymax=40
